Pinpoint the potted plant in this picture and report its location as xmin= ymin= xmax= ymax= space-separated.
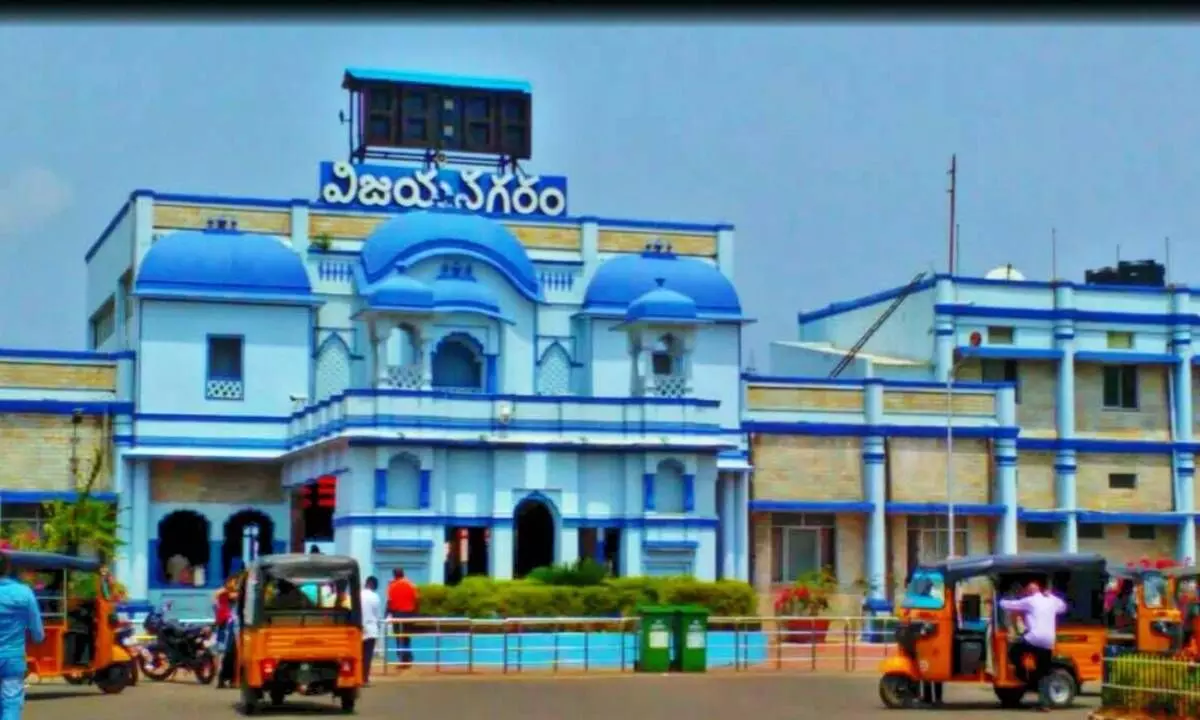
xmin=773 ymin=569 xmax=837 ymax=644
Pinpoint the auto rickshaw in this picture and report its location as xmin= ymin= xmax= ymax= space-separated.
xmin=235 ymin=554 xmax=362 ymax=715
xmin=13 ymin=549 xmax=136 ymax=694
xmin=879 ymin=552 xmax=1108 ymax=710
xmin=1163 ymin=565 xmax=1200 ymax=652
xmin=1104 ymin=566 xmax=1182 ymax=653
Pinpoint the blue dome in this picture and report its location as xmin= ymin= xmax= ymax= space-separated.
xmin=360 ymin=211 xmax=541 ymax=301
xmin=431 ymin=277 xmax=507 ymax=320
xmin=626 ymin=283 xmax=698 ymax=322
xmin=583 ymin=253 xmax=742 ymax=319
xmin=367 ymin=274 xmax=434 ymax=310
xmin=135 ymin=229 xmax=314 ymax=303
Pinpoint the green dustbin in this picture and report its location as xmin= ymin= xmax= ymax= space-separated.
xmin=637 ymin=605 xmax=676 ymax=673
xmin=675 ymin=605 xmax=709 ymax=673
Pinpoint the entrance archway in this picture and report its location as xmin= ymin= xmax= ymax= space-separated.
xmin=222 ymin=509 xmax=275 ymax=580
xmin=513 ymin=496 xmax=555 ymax=578
xmin=157 ymin=510 xmax=211 ymax=586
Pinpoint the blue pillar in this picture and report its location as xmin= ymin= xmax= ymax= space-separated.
xmin=594 ymin=531 xmax=606 ymax=563
xmin=207 ymin=539 xmax=222 ymax=587
xmin=642 ymin=473 xmax=655 ymax=511
xmin=484 ymin=353 xmax=498 ymax=393
xmin=682 ymin=473 xmax=695 ymax=512
xmin=995 ymin=385 xmax=1018 ymax=554
xmin=418 ymin=469 xmax=432 ymax=509
xmin=1172 ymin=287 xmax=1195 ymax=562
xmin=373 ymin=469 xmax=387 ymax=509
xmin=863 ymin=379 xmax=886 ymax=601
xmin=933 ymin=278 xmax=955 ymax=382
xmin=1053 ymin=281 xmax=1077 ymax=551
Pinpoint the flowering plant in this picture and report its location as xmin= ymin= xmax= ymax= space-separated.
xmin=773 ymin=569 xmax=837 ymax=617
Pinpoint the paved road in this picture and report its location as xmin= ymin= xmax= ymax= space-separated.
xmin=25 ymin=674 xmax=1101 ymax=720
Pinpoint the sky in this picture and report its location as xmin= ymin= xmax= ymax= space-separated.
xmin=1 ymin=22 xmax=1199 ymax=360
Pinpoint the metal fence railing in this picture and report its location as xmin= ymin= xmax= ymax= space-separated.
xmin=128 ymin=615 xmax=902 ymax=675
xmin=1101 ymin=653 xmax=1200 ymax=717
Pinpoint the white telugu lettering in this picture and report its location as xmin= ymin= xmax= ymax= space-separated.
xmin=318 ymin=163 xmax=566 ymax=218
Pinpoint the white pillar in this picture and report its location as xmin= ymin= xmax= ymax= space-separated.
xmin=735 ymin=473 xmax=749 ymax=581
xmin=490 ymin=525 xmax=513 ymax=580
xmin=114 ymin=455 xmax=134 ymax=592
xmin=721 ymin=474 xmax=736 ymax=579
xmin=129 ymin=460 xmax=150 ymax=601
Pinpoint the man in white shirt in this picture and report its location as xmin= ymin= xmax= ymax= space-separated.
xmin=360 ymin=576 xmax=383 ymax=685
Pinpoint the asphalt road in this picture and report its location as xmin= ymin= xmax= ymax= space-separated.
xmin=25 ymin=674 xmax=1101 ymax=720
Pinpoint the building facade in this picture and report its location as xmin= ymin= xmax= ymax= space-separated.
xmin=748 ymin=270 xmax=1198 ymax=609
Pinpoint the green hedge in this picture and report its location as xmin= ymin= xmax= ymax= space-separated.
xmin=412 ymin=576 xmax=757 ymax=622
xmin=1103 ymin=652 xmax=1200 ymax=717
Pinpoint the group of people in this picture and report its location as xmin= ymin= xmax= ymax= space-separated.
xmin=359 ymin=568 xmax=420 ymax=684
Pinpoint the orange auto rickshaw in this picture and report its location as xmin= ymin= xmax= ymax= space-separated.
xmin=1163 ymin=566 xmax=1200 ymax=653
xmin=879 ymin=552 xmax=1108 ymax=710
xmin=15 ymin=549 xmax=135 ymax=694
xmin=1104 ymin=566 xmax=1182 ymax=653
xmin=235 ymin=554 xmax=362 ymax=715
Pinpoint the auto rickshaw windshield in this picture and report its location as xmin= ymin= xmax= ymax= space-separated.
xmin=1143 ymin=571 xmax=1169 ymax=609
xmin=901 ymin=569 xmax=946 ymax=610
xmin=262 ymin=567 xmax=356 ymax=613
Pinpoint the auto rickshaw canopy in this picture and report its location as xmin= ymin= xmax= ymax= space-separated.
xmin=0 ymin=549 xmax=101 ymax=573
xmin=915 ymin=552 xmax=1107 ymax=585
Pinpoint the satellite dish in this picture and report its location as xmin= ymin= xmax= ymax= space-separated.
xmin=984 ymin=264 xmax=1026 ymax=281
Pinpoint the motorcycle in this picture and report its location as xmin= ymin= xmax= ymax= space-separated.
xmin=138 ymin=603 xmax=217 ymax=684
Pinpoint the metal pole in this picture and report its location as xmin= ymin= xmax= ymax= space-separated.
xmin=946 ymin=364 xmax=955 ymax=558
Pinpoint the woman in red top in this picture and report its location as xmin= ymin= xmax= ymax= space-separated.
xmin=213 ymin=579 xmax=235 ymax=688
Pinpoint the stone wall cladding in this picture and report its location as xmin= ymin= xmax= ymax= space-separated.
xmin=0 ymin=413 xmax=112 ymax=491
xmin=887 ymin=438 xmax=990 ymax=504
xmin=751 ymin=435 xmax=863 ymax=501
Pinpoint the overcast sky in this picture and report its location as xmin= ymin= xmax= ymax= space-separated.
xmin=1 ymin=22 xmax=1196 ymax=360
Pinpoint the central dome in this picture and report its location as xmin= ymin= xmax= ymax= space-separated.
xmin=359 ymin=211 xmax=541 ymax=301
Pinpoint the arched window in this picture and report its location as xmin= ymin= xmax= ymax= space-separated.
xmin=431 ymin=334 xmax=483 ymax=392
xmin=314 ymin=335 xmax=351 ymax=402
xmin=157 ymin=510 xmax=211 ymax=587
xmin=654 ymin=459 xmax=687 ymax=514
xmin=651 ymin=334 xmax=682 ymax=376
xmin=537 ymin=344 xmax=571 ymax=396
xmin=386 ymin=453 xmax=421 ymax=509
xmin=384 ymin=324 xmax=424 ymax=389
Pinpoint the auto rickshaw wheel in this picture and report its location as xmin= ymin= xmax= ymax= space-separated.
xmin=239 ymin=679 xmax=262 ymax=716
xmin=1039 ymin=668 xmax=1078 ymax=708
xmin=994 ymin=686 xmax=1025 ymax=708
xmin=339 ymin=689 xmax=358 ymax=714
xmin=63 ymin=672 xmax=91 ymax=686
xmin=270 ymin=689 xmax=286 ymax=706
xmin=879 ymin=673 xmax=919 ymax=709
xmin=94 ymin=663 xmax=132 ymax=695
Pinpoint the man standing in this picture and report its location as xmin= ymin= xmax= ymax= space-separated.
xmin=999 ymin=581 xmax=1067 ymax=711
xmin=0 ymin=553 xmax=44 ymax=720
xmin=386 ymin=569 xmax=418 ymax=668
xmin=360 ymin=576 xmax=382 ymax=685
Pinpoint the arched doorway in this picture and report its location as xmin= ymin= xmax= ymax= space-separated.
xmin=513 ymin=496 xmax=555 ymax=578
xmin=157 ymin=511 xmax=211 ymax=587
xmin=222 ymin=509 xmax=275 ymax=580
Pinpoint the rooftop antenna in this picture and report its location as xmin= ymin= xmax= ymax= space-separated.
xmin=1051 ymin=227 xmax=1058 ymax=282
xmin=947 ymin=154 xmax=957 ymax=275
xmin=954 ymin=223 xmax=961 ymax=275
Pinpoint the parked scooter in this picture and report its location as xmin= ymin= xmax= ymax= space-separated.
xmin=138 ymin=603 xmax=217 ymax=684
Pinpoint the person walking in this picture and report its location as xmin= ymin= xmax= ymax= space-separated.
xmin=1000 ymin=581 xmax=1067 ymax=711
xmin=0 ymin=553 xmax=44 ymax=720
xmin=385 ymin=569 xmax=419 ymax=668
xmin=360 ymin=577 xmax=382 ymax=685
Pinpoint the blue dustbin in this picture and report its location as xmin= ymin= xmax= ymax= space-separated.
xmin=861 ymin=598 xmax=895 ymax=643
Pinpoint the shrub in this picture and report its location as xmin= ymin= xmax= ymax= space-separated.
xmin=414 ymin=576 xmax=756 ymax=623
xmin=1103 ymin=652 xmax=1200 ymax=718
xmin=526 ymin=558 xmax=608 ymax=587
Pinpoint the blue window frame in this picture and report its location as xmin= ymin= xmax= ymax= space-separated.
xmin=206 ymin=335 xmax=245 ymax=401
